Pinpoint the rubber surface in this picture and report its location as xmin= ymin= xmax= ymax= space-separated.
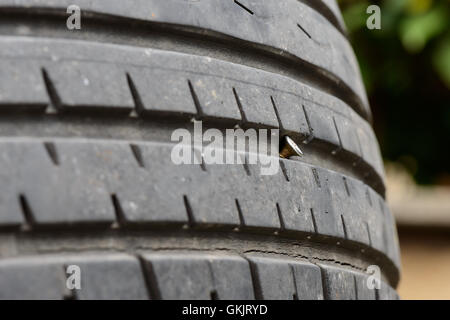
xmin=0 ymin=252 xmax=398 ymax=300
xmin=0 ymin=0 xmax=400 ymax=299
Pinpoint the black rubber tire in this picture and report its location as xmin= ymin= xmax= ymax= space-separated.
xmin=0 ymin=0 xmax=400 ymax=300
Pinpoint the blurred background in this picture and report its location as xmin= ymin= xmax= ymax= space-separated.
xmin=338 ymin=0 xmax=450 ymax=299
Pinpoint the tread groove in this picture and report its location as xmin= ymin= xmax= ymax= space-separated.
xmin=232 ymin=87 xmax=247 ymax=123
xmin=319 ymin=266 xmax=330 ymax=300
xmin=233 ymin=0 xmax=254 ymax=15
xmin=43 ymin=141 xmax=59 ymax=166
xmin=246 ymin=258 xmax=263 ymax=300
xmin=353 ymin=273 xmax=359 ymax=300
xmin=279 ymin=161 xmax=290 ymax=182
xmin=332 ymin=116 xmax=343 ymax=151
xmin=276 ymin=203 xmax=285 ymax=231
xmin=235 ymin=199 xmax=246 ymax=227
xmin=311 ymin=168 xmax=321 ymax=188
xmin=301 ymin=104 xmax=314 ymax=144
xmin=296 ymin=23 xmax=312 ymax=39
xmin=183 ymin=195 xmax=196 ymax=227
xmin=111 ymin=194 xmax=127 ymax=226
xmin=365 ymin=222 xmax=372 ymax=247
xmin=207 ymin=261 xmax=219 ymax=300
xmin=298 ymin=0 xmax=347 ymax=36
xmin=340 ymin=214 xmax=348 ymax=240
xmin=129 ymin=143 xmax=145 ymax=168
xmin=210 ymin=290 xmax=219 ymax=300
xmin=289 ymin=264 xmax=300 ymax=300
xmin=270 ymin=95 xmax=282 ymax=129
xmin=192 ymin=147 xmax=207 ymax=172
xmin=242 ymin=159 xmax=251 ymax=176
xmin=138 ymin=255 xmax=161 ymax=300
xmin=126 ymin=73 xmax=145 ymax=115
xmin=18 ymin=194 xmax=35 ymax=227
xmin=41 ymin=68 xmax=62 ymax=111
xmin=310 ymin=208 xmax=318 ymax=233
xmin=199 ymin=159 xmax=207 ymax=172
xmin=342 ymin=176 xmax=351 ymax=197
xmin=366 ymin=188 xmax=373 ymax=206
xmin=187 ymin=80 xmax=203 ymax=119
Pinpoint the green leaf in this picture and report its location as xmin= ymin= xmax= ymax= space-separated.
xmin=399 ymin=5 xmax=448 ymax=53
xmin=433 ymin=36 xmax=450 ymax=88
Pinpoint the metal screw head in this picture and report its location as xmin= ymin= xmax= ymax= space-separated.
xmin=279 ymin=136 xmax=303 ymax=159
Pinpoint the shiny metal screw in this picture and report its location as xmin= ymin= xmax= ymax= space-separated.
xmin=279 ymin=136 xmax=303 ymax=159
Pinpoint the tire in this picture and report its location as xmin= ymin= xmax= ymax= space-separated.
xmin=0 ymin=0 xmax=400 ymax=299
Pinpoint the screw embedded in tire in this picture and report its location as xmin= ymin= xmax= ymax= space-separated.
xmin=279 ymin=136 xmax=303 ymax=159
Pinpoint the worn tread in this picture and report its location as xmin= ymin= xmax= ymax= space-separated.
xmin=0 ymin=37 xmax=385 ymax=194
xmin=0 ymin=0 xmax=369 ymax=120
xmin=0 ymin=252 xmax=397 ymax=300
xmin=0 ymin=0 xmax=400 ymax=300
xmin=0 ymin=138 xmax=400 ymax=272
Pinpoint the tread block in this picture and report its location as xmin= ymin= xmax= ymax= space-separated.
xmin=0 ymin=143 xmax=25 ymax=226
xmin=236 ymin=167 xmax=282 ymax=229
xmin=353 ymin=272 xmax=376 ymax=300
xmin=356 ymin=127 xmax=379 ymax=174
xmin=64 ymin=254 xmax=149 ymax=300
xmin=290 ymin=260 xmax=324 ymax=300
xmin=277 ymin=196 xmax=316 ymax=233
xmin=128 ymin=69 xmax=197 ymax=116
xmin=208 ymin=255 xmax=255 ymax=300
xmin=51 ymin=141 xmax=188 ymax=224
xmin=247 ymin=256 xmax=297 ymax=300
xmin=186 ymin=164 xmax=242 ymax=226
xmin=0 ymin=258 xmax=66 ymax=299
xmin=276 ymin=161 xmax=316 ymax=233
xmin=0 ymin=141 xmax=115 ymax=224
xmin=189 ymin=76 xmax=242 ymax=121
xmin=142 ymin=253 xmax=254 ymax=300
xmin=0 ymin=61 xmax=49 ymax=109
xmin=24 ymin=142 xmax=116 ymax=224
xmin=364 ymin=187 xmax=386 ymax=253
xmin=310 ymin=167 xmax=346 ymax=238
xmin=141 ymin=253 xmax=215 ymax=300
xmin=233 ymin=85 xmax=279 ymax=127
xmin=111 ymin=143 xmax=189 ymax=224
xmin=303 ymin=102 xmax=340 ymax=146
xmin=44 ymin=63 xmax=134 ymax=112
xmin=333 ymin=115 xmax=362 ymax=157
xmin=329 ymin=174 xmax=370 ymax=245
xmin=319 ymin=264 xmax=356 ymax=300
xmin=269 ymin=93 xmax=309 ymax=136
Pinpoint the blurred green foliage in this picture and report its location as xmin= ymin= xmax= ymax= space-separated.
xmin=338 ymin=0 xmax=450 ymax=184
